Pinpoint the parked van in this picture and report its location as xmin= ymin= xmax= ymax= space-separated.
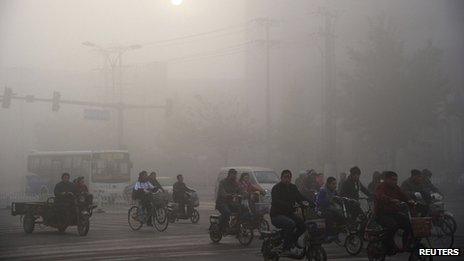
xmin=215 ymin=166 xmax=279 ymax=204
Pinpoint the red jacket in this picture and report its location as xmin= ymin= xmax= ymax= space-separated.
xmin=76 ymin=183 xmax=89 ymax=194
xmin=374 ymin=182 xmax=409 ymax=215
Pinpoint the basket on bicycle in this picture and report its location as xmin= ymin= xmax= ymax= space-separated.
xmin=152 ymin=192 xmax=167 ymax=207
xmin=305 ymin=218 xmax=326 ymax=242
xmin=411 ymin=217 xmax=432 ymax=238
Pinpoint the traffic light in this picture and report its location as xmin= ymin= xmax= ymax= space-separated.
xmin=52 ymin=91 xmax=61 ymax=112
xmin=165 ymin=98 xmax=173 ymax=117
xmin=1 ymin=87 xmax=13 ymax=108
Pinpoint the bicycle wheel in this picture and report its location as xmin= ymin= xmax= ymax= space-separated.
xmin=237 ymin=222 xmax=254 ymax=246
xmin=209 ymin=223 xmax=223 ymax=243
xmin=259 ymin=219 xmax=270 ymax=233
xmin=443 ymin=214 xmax=457 ymax=234
xmin=431 ymin=223 xmax=454 ymax=248
xmin=128 ymin=206 xmax=143 ymax=231
xmin=409 ymin=242 xmax=433 ymax=261
xmin=345 ymin=233 xmax=363 ymax=256
xmin=190 ymin=209 xmax=200 ymax=224
xmin=152 ymin=207 xmax=169 ymax=232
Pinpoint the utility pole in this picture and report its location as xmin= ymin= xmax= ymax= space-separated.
xmin=265 ymin=17 xmax=271 ymax=164
xmin=82 ymin=42 xmax=142 ymax=150
xmin=322 ymin=9 xmax=337 ymax=175
xmin=255 ymin=17 xmax=276 ymax=164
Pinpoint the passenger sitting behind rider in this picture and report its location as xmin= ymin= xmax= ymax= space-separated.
xmin=173 ymin=174 xmax=195 ymax=217
xmin=74 ymin=176 xmax=93 ymax=205
xmin=148 ymin=171 xmax=165 ymax=193
xmin=270 ymin=169 xmax=308 ymax=254
xmin=239 ymin=172 xmax=264 ymax=213
xmin=215 ymin=168 xmax=242 ymax=232
xmin=316 ymin=177 xmax=345 ymax=239
xmin=374 ymin=171 xmax=413 ymax=254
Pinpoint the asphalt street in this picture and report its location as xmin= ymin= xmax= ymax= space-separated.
xmin=0 ymin=198 xmax=462 ymax=261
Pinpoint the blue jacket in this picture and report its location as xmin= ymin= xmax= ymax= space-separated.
xmin=316 ymin=187 xmax=337 ymax=211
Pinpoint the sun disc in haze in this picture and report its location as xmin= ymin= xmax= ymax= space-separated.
xmin=171 ymin=0 xmax=183 ymax=6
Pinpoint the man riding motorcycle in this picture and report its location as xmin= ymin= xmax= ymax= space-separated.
xmin=215 ymin=168 xmax=242 ymax=231
xmin=54 ymin=172 xmax=78 ymax=224
xmin=270 ymin=169 xmax=309 ymax=255
xmin=422 ymin=169 xmax=442 ymax=195
xmin=401 ymin=169 xmax=430 ymax=216
xmin=173 ymin=174 xmax=195 ymax=217
xmin=374 ymin=171 xmax=414 ymax=254
xmin=316 ymin=176 xmax=345 ymax=239
xmin=339 ymin=166 xmax=372 ymax=221
xmin=54 ymin=172 xmax=77 ymax=197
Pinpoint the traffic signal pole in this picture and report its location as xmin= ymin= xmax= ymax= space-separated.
xmin=0 ymin=87 xmax=170 ymax=150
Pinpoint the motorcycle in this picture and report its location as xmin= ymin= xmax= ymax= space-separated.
xmin=427 ymin=193 xmax=457 ymax=234
xmin=209 ymin=194 xmax=254 ymax=246
xmin=414 ymin=192 xmax=455 ymax=248
xmin=11 ymin=192 xmax=97 ymax=236
xmin=365 ymin=202 xmax=433 ymax=261
xmin=167 ymin=190 xmax=200 ymax=224
xmin=260 ymin=203 xmax=327 ymax=261
xmin=324 ymin=196 xmax=365 ymax=256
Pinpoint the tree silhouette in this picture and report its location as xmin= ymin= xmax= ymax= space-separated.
xmin=340 ymin=16 xmax=448 ymax=169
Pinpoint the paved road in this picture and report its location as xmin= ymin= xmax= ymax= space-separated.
xmin=0 ymin=199 xmax=462 ymax=260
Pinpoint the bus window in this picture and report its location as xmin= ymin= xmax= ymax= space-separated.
xmin=73 ymin=156 xmax=82 ymax=169
xmin=40 ymin=158 xmax=51 ymax=170
xmin=120 ymin=162 xmax=129 ymax=174
xmin=51 ymin=160 xmax=61 ymax=172
xmin=92 ymin=158 xmax=130 ymax=183
xmin=28 ymin=157 xmax=41 ymax=172
xmin=63 ymin=156 xmax=72 ymax=169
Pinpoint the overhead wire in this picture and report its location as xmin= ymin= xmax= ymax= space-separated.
xmin=140 ymin=20 xmax=254 ymax=47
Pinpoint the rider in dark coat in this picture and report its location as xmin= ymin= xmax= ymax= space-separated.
xmin=173 ymin=174 xmax=195 ymax=216
xmin=54 ymin=173 xmax=77 ymax=197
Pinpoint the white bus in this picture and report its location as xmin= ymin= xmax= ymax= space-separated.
xmin=26 ymin=150 xmax=132 ymax=198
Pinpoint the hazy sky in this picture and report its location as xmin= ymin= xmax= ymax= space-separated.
xmin=0 ymin=0 xmax=247 ymax=78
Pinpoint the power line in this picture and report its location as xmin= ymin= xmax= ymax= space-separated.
xmin=169 ymin=48 xmax=249 ymax=64
xmin=165 ymin=41 xmax=254 ymax=63
xmin=145 ymin=27 xmax=249 ymax=49
xmin=140 ymin=20 xmax=254 ymax=47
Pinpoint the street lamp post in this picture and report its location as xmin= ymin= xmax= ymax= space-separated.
xmin=82 ymin=42 xmax=142 ymax=149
